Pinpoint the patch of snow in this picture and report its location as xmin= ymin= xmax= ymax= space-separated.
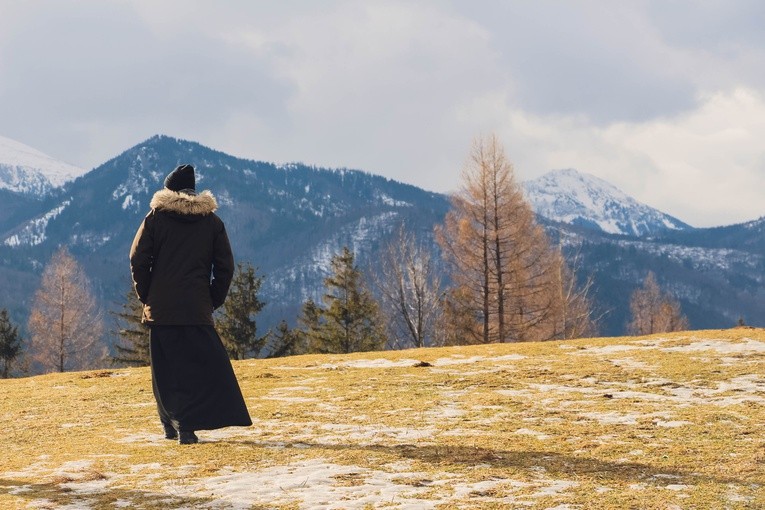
xmin=661 ymin=338 xmax=765 ymax=354
xmin=319 ymin=358 xmax=421 ymax=369
xmin=4 ymin=199 xmax=70 ymax=247
xmin=515 ymin=428 xmax=551 ymax=440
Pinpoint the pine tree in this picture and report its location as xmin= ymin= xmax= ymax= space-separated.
xmin=266 ymin=320 xmax=307 ymax=358
xmin=300 ymin=247 xmax=386 ymax=353
xmin=27 ymin=246 xmax=106 ymax=373
xmin=111 ymin=287 xmax=151 ymax=367
xmin=216 ymin=262 xmax=268 ymax=359
xmin=0 ymin=309 xmax=23 ymax=378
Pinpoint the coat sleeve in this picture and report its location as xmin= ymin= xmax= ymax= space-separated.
xmin=210 ymin=219 xmax=235 ymax=310
xmin=129 ymin=212 xmax=155 ymax=304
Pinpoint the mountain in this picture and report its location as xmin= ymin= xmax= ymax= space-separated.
xmin=0 ymin=135 xmax=87 ymax=195
xmin=0 ymin=135 xmax=449 ymax=331
xmin=0 ymin=136 xmax=762 ymax=342
xmin=522 ymin=169 xmax=691 ymax=237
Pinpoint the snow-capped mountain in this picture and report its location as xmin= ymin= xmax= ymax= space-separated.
xmin=0 ymin=135 xmax=87 ymax=195
xmin=523 ymin=168 xmax=691 ymax=237
xmin=0 ymin=136 xmax=762 ymax=339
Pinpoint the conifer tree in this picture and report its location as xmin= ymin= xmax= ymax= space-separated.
xmin=111 ymin=287 xmax=150 ymax=367
xmin=216 ymin=262 xmax=268 ymax=359
xmin=267 ymin=320 xmax=307 ymax=358
xmin=0 ymin=308 xmax=23 ymax=378
xmin=300 ymin=247 xmax=386 ymax=353
xmin=27 ymin=246 xmax=106 ymax=373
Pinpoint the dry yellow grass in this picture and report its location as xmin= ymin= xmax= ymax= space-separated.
xmin=1 ymin=329 xmax=764 ymax=509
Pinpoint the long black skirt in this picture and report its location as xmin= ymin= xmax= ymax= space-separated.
xmin=150 ymin=325 xmax=252 ymax=432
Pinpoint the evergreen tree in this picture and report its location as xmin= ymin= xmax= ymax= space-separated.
xmin=267 ymin=320 xmax=307 ymax=358
xmin=216 ymin=262 xmax=268 ymax=359
xmin=300 ymin=247 xmax=386 ymax=353
xmin=111 ymin=287 xmax=151 ymax=367
xmin=0 ymin=309 xmax=23 ymax=378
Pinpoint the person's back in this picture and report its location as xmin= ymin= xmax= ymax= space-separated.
xmin=129 ymin=164 xmax=251 ymax=445
xmin=133 ymin=187 xmax=232 ymax=325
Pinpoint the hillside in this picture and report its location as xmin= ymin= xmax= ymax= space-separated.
xmin=0 ymin=135 xmax=449 ymax=332
xmin=1 ymin=330 xmax=763 ymax=508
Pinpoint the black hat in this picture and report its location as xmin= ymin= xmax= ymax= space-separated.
xmin=164 ymin=164 xmax=195 ymax=192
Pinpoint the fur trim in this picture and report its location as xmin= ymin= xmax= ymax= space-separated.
xmin=150 ymin=189 xmax=218 ymax=215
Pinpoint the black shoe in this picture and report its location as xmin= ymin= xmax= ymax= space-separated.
xmin=179 ymin=431 xmax=198 ymax=445
xmin=163 ymin=423 xmax=178 ymax=440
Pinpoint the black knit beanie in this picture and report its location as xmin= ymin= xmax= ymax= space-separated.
xmin=164 ymin=164 xmax=195 ymax=192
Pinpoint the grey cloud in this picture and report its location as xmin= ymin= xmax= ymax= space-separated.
xmin=0 ymin=1 xmax=293 ymax=168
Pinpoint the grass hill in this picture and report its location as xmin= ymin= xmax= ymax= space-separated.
xmin=1 ymin=329 xmax=764 ymax=509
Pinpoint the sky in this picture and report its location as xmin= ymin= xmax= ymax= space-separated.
xmin=1 ymin=1 xmax=764 ymax=227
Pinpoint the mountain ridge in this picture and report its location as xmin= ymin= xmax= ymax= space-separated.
xmin=0 ymin=135 xmax=762 ymax=339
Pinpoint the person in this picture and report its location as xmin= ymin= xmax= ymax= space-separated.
xmin=129 ymin=164 xmax=252 ymax=444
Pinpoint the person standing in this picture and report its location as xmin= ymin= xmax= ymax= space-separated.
xmin=130 ymin=164 xmax=252 ymax=444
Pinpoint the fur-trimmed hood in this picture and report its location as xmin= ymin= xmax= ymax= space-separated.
xmin=150 ymin=189 xmax=218 ymax=216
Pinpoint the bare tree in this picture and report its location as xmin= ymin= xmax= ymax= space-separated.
xmin=28 ymin=246 xmax=106 ymax=373
xmin=436 ymin=134 xmax=593 ymax=343
xmin=372 ymin=223 xmax=444 ymax=349
xmin=549 ymin=247 xmax=600 ymax=340
xmin=627 ymin=271 xmax=689 ymax=335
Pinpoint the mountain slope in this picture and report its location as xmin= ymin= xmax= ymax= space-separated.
xmin=0 ymin=135 xmax=450 ymax=331
xmin=0 ymin=136 xmax=762 ymax=339
xmin=0 ymin=135 xmax=87 ymax=194
xmin=523 ymin=169 xmax=691 ymax=237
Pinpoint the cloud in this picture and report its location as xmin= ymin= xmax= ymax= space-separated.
xmin=482 ymin=88 xmax=765 ymax=227
xmin=0 ymin=1 xmax=764 ymax=227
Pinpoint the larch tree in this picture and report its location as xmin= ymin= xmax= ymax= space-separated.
xmin=372 ymin=224 xmax=444 ymax=349
xmin=0 ymin=308 xmax=23 ymax=378
xmin=627 ymin=271 xmax=689 ymax=335
xmin=111 ymin=286 xmax=150 ymax=367
xmin=300 ymin=246 xmax=386 ymax=354
xmin=216 ymin=262 xmax=268 ymax=360
xmin=27 ymin=246 xmax=106 ymax=373
xmin=436 ymin=134 xmax=593 ymax=343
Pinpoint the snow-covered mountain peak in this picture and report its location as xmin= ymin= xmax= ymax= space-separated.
xmin=522 ymin=168 xmax=691 ymax=237
xmin=0 ymin=135 xmax=88 ymax=194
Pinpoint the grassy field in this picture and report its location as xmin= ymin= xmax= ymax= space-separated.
xmin=1 ymin=329 xmax=764 ymax=509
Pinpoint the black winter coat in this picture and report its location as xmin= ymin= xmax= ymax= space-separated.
xmin=129 ymin=189 xmax=234 ymax=325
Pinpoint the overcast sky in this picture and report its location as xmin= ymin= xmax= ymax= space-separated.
xmin=1 ymin=1 xmax=764 ymax=227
